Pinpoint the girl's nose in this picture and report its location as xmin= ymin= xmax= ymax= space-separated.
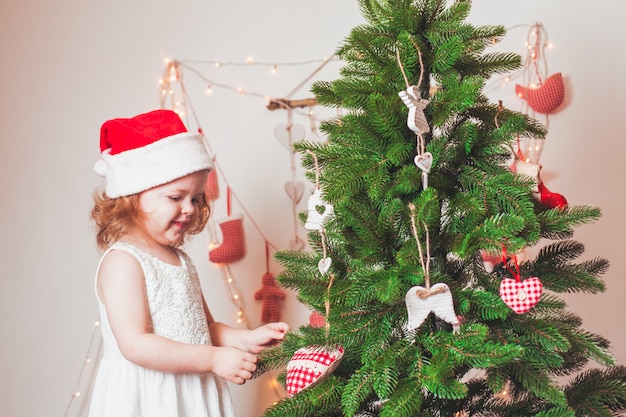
xmin=181 ymin=199 xmax=194 ymax=215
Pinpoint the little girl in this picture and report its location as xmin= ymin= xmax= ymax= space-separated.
xmin=88 ymin=109 xmax=289 ymax=416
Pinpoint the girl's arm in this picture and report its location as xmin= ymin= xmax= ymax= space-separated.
xmin=98 ymin=249 xmax=257 ymax=385
xmin=203 ymin=300 xmax=289 ymax=353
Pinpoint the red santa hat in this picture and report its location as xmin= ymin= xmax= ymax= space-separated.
xmin=94 ymin=109 xmax=213 ymax=198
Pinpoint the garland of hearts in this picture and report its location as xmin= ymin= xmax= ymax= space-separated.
xmin=284 ymin=150 xmax=345 ymax=397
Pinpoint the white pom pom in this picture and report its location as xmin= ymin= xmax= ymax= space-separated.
xmin=93 ymin=160 xmax=106 ymax=176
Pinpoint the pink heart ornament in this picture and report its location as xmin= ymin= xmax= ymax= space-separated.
xmin=414 ymin=152 xmax=433 ymax=173
xmin=274 ymin=123 xmax=306 ymax=151
xmin=284 ymin=181 xmax=305 ymax=203
xmin=405 ymin=283 xmax=459 ymax=331
xmin=318 ymin=257 xmax=332 ymax=275
xmin=499 ymin=277 xmax=543 ymax=314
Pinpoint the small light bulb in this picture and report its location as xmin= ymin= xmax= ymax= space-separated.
xmin=206 ymin=86 xmax=213 ymax=95
xmin=233 ymin=294 xmax=239 ymax=300
xmin=73 ymin=392 xmax=81 ymax=398
xmin=246 ymin=56 xmax=254 ymax=64
xmin=214 ymin=62 xmax=221 ymax=68
xmin=94 ymin=321 xmax=100 ymax=327
xmin=227 ymin=278 xmax=233 ymax=283
xmin=85 ymin=357 xmax=91 ymax=363
xmin=271 ymin=65 xmax=278 ymax=74
xmin=237 ymin=87 xmax=244 ymax=93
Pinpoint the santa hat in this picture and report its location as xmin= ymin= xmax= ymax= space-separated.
xmin=94 ymin=109 xmax=213 ymax=198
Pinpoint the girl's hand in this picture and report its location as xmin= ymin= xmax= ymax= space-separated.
xmin=210 ymin=346 xmax=258 ymax=385
xmin=243 ymin=322 xmax=290 ymax=354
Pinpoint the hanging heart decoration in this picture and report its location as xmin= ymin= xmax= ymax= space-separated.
xmin=318 ymin=257 xmax=332 ymax=275
xmin=414 ymin=152 xmax=433 ymax=173
xmin=274 ymin=123 xmax=306 ymax=151
xmin=405 ymin=283 xmax=459 ymax=331
xmin=499 ymin=277 xmax=543 ymax=314
xmin=285 ymin=345 xmax=344 ymax=397
xmin=284 ymin=180 xmax=305 ymax=204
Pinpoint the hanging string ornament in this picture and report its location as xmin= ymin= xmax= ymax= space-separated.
xmin=254 ymin=241 xmax=287 ymax=323
xmin=285 ymin=272 xmax=343 ymax=396
xmin=274 ymin=113 xmax=307 ymax=250
xmin=405 ymin=204 xmax=460 ymax=332
xmin=498 ymin=247 xmax=543 ymax=314
xmin=284 ymin=150 xmax=344 ymax=397
xmin=515 ymin=23 xmax=565 ymax=116
xmin=396 ymin=48 xmax=432 ymax=190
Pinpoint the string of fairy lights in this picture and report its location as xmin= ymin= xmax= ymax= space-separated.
xmin=65 ymin=22 xmax=553 ymax=415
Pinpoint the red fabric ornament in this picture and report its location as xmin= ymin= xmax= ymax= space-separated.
xmin=254 ymin=272 xmax=286 ymax=323
xmin=515 ymin=72 xmax=565 ymax=114
xmin=309 ymin=311 xmax=326 ymax=328
xmin=538 ymin=182 xmax=568 ymax=209
xmin=285 ymin=346 xmax=344 ymax=396
xmin=498 ymin=248 xmax=543 ymax=314
xmin=204 ymin=164 xmax=219 ymax=201
xmin=499 ymin=277 xmax=543 ymax=314
xmin=208 ymin=215 xmax=246 ymax=263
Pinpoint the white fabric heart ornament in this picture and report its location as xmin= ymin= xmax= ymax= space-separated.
xmin=499 ymin=277 xmax=543 ymax=314
xmin=405 ymin=283 xmax=459 ymax=331
xmin=285 ymin=345 xmax=344 ymax=397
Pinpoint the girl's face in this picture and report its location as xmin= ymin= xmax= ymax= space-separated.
xmin=136 ymin=170 xmax=208 ymax=247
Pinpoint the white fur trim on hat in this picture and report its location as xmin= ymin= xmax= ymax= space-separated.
xmin=94 ymin=131 xmax=213 ymax=198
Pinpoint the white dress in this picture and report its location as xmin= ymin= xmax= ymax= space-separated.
xmin=88 ymin=242 xmax=235 ymax=417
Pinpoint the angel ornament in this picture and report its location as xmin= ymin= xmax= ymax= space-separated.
xmin=398 ymin=85 xmax=430 ymax=135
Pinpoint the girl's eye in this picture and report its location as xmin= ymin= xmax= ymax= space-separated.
xmin=169 ymin=196 xmax=181 ymax=202
xmin=192 ymin=197 xmax=202 ymax=206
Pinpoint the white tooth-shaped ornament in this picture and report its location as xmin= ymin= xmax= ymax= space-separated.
xmin=304 ymin=188 xmax=334 ymax=231
xmin=405 ymin=283 xmax=459 ymax=331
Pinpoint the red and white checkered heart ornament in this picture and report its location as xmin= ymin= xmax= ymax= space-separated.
xmin=499 ymin=277 xmax=543 ymax=314
xmin=285 ymin=345 xmax=344 ymax=397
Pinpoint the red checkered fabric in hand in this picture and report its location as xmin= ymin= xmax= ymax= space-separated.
xmin=515 ymin=72 xmax=564 ymax=114
xmin=499 ymin=277 xmax=543 ymax=314
xmin=285 ymin=346 xmax=344 ymax=396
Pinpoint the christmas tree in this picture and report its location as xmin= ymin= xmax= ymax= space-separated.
xmin=258 ymin=1 xmax=626 ymax=416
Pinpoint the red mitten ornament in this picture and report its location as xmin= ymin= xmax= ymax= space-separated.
xmin=515 ymin=72 xmax=565 ymax=114
xmin=254 ymin=272 xmax=286 ymax=323
xmin=209 ymin=215 xmax=246 ymax=263
xmin=285 ymin=345 xmax=344 ymax=396
xmin=499 ymin=277 xmax=543 ymax=314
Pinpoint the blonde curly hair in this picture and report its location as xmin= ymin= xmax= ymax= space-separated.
xmin=91 ymin=190 xmax=211 ymax=251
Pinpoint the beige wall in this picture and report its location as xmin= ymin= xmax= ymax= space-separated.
xmin=1 ymin=1 xmax=623 ymax=416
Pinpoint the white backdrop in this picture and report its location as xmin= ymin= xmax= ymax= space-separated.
xmin=1 ymin=1 xmax=624 ymax=417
